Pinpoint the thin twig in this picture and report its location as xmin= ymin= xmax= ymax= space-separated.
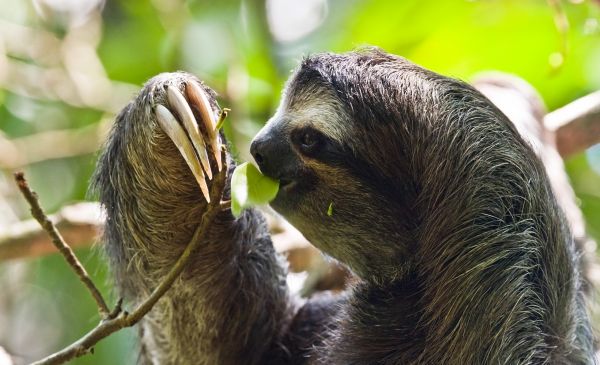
xmin=106 ymin=298 xmax=123 ymax=320
xmin=216 ymin=108 xmax=230 ymax=130
xmin=28 ymin=152 xmax=228 ymax=365
xmin=14 ymin=172 xmax=110 ymax=317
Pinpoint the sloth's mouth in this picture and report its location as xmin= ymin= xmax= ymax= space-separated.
xmin=276 ymin=169 xmax=316 ymax=197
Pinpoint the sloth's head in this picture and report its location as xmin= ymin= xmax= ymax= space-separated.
xmin=251 ymin=48 xmax=530 ymax=284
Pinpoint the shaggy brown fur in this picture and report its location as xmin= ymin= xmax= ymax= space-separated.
xmin=92 ymin=74 xmax=293 ymax=364
xmin=93 ymin=49 xmax=595 ymax=364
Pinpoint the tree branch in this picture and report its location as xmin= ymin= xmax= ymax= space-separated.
xmin=545 ymin=90 xmax=600 ymax=157
xmin=0 ymin=121 xmax=111 ymax=170
xmin=0 ymin=202 xmax=102 ymax=261
xmin=27 ymin=152 xmax=228 ymax=365
xmin=14 ymin=172 xmax=110 ymax=317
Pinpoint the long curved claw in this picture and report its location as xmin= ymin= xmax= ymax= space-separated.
xmin=155 ymin=104 xmax=211 ymax=203
xmin=166 ymin=85 xmax=213 ymax=180
xmin=185 ymin=81 xmax=223 ymax=172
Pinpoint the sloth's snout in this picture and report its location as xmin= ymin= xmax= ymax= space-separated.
xmin=250 ymin=137 xmax=266 ymax=168
xmin=250 ymin=134 xmax=274 ymax=177
xmin=250 ymin=128 xmax=293 ymax=180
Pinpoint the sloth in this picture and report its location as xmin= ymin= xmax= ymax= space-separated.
xmin=92 ymin=48 xmax=594 ymax=364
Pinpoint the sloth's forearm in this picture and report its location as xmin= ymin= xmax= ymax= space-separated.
xmin=93 ymin=73 xmax=296 ymax=364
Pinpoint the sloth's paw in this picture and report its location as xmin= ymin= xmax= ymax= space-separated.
xmin=154 ymin=81 xmax=223 ymax=203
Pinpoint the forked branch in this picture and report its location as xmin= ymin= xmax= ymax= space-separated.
xmin=17 ymin=152 xmax=228 ymax=365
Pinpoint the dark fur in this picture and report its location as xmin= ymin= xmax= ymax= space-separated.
xmin=93 ymin=50 xmax=595 ymax=364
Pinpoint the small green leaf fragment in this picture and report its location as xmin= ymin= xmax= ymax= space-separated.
xmin=327 ymin=202 xmax=333 ymax=216
xmin=230 ymin=162 xmax=279 ymax=217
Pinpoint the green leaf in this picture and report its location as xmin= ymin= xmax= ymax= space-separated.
xmin=230 ymin=162 xmax=279 ymax=217
xmin=327 ymin=202 xmax=333 ymax=217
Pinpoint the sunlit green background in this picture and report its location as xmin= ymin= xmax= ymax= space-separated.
xmin=0 ymin=0 xmax=599 ymax=363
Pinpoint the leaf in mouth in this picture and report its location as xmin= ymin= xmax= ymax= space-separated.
xmin=231 ymin=162 xmax=279 ymax=217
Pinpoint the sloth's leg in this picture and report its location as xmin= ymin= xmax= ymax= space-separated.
xmin=93 ymin=72 xmax=301 ymax=364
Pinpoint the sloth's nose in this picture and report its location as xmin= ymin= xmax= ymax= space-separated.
xmin=250 ymin=139 xmax=264 ymax=166
xmin=250 ymin=136 xmax=269 ymax=173
xmin=250 ymin=132 xmax=289 ymax=179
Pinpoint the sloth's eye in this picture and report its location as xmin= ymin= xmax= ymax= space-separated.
xmin=301 ymin=131 xmax=317 ymax=148
xmin=295 ymin=128 xmax=322 ymax=155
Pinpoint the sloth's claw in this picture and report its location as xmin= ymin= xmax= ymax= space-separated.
xmin=184 ymin=81 xmax=223 ymax=172
xmin=155 ymin=104 xmax=211 ymax=203
xmin=154 ymin=81 xmax=224 ymax=204
xmin=166 ymin=86 xmax=213 ymax=180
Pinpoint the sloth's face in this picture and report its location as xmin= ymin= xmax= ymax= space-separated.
xmin=250 ymin=84 xmax=350 ymax=219
xmin=250 ymin=77 xmax=416 ymax=282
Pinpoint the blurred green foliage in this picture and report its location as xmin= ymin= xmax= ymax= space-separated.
xmin=0 ymin=0 xmax=599 ymax=363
